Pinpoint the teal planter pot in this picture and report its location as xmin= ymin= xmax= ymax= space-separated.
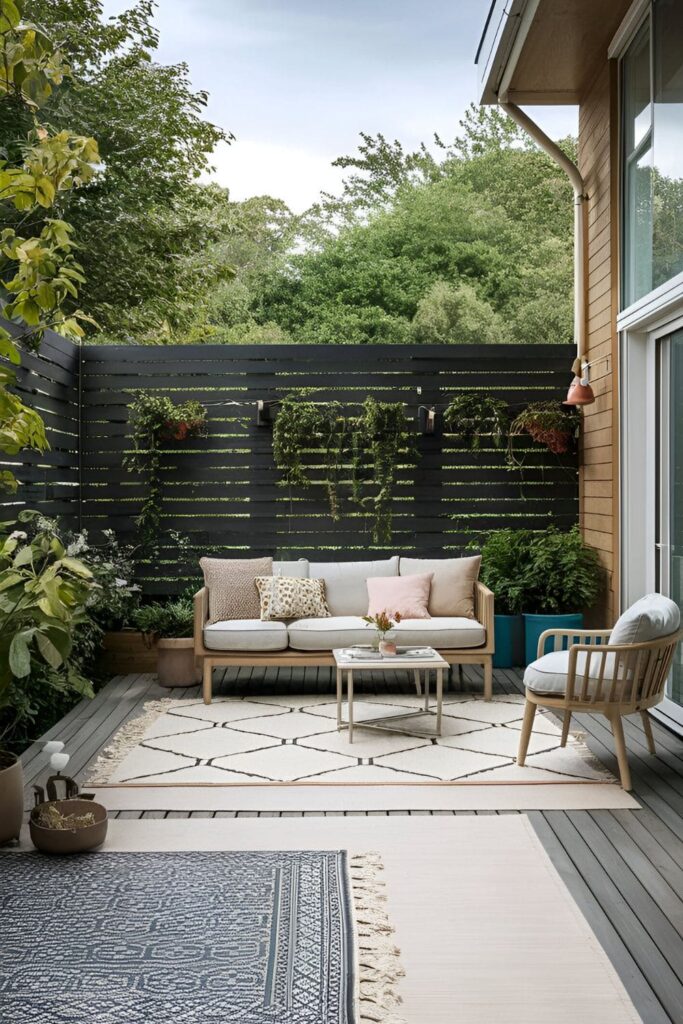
xmin=493 ymin=614 xmax=524 ymax=668
xmin=523 ymin=613 xmax=584 ymax=665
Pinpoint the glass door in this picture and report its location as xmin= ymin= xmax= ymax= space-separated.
xmin=657 ymin=328 xmax=683 ymax=730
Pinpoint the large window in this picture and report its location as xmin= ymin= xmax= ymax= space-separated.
xmin=622 ymin=0 xmax=683 ymax=308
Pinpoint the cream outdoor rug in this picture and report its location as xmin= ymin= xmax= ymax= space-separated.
xmin=86 ymin=694 xmax=638 ymax=810
xmin=27 ymin=815 xmax=640 ymax=1024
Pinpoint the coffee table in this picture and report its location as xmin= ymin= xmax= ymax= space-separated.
xmin=333 ymin=647 xmax=448 ymax=742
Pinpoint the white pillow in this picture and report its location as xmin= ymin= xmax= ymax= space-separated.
xmin=309 ymin=557 xmax=399 ymax=616
xmin=609 ymin=594 xmax=680 ymax=646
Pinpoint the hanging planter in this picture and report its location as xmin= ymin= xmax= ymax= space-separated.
xmin=508 ymin=401 xmax=579 ymax=466
xmin=443 ymin=391 xmax=510 ymax=450
xmin=124 ymin=392 xmax=208 ymax=554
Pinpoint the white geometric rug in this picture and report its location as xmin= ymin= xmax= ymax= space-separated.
xmin=88 ymin=693 xmax=616 ymax=787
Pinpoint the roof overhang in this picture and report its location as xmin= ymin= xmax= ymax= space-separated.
xmin=476 ymin=0 xmax=636 ymax=105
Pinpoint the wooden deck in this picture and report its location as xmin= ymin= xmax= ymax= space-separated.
xmin=21 ymin=665 xmax=683 ymax=1024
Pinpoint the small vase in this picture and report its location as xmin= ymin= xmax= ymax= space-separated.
xmin=379 ymin=638 xmax=397 ymax=657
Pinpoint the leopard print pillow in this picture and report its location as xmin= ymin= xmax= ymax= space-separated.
xmin=255 ymin=576 xmax=331 ymax=621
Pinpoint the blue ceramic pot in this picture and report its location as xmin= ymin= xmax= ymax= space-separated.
xmin=523 ymin=613 xmax=584 ymax=665
xmin=493 ymin=614 xmax=525 ymax=668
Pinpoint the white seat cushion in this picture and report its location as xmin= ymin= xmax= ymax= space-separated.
xmin=204 ymin=619 xmax=288 ymax=652
xmin=393 ymin=618 xmax=485 ymax=649
xmin=309 ymin=557 xmax=398 ymax=616
xmin=609 ymin=593 xmax=680 ymax=645
xmin=287 ymin=616 xmax=376 ymax=650
xmin=287 ymin=616 xmax=485 ymax=651
xmin=524 ymin=649 xmax=621 ymax=698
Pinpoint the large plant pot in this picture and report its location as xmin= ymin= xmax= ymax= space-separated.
xmin=493 ymin=614 xmax=524 ymax=668
xmin=29 ymin=798 xmax=108 ymax=854
xmin=523 ymin=613 xmax=584 ymax=665
xmin=0 ymin=752 xmax=24 ymax=846
xmin=157 ymin=637 xmax=201 ymax=687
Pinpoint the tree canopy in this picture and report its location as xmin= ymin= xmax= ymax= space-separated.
xmin=3 ymin=1 xmax=576 ymax=346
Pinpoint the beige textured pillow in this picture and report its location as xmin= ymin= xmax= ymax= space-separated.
xmin=255 ymin=576 xmax=331 ymax=621
xmin=200 ymin=556 xmax=272 ymax=623
xmin=399 ymin=556 xmax=481 ymax=619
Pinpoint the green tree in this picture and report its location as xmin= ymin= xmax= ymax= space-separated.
xmin=19 ymin=0 xmax=230 ymax=337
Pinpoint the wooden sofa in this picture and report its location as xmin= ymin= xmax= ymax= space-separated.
xmin=194 ymin=564 xmax=494 ymax=704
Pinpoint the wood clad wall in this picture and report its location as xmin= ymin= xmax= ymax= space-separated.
xmin=578 ymin=60 xmax=620 ymax=624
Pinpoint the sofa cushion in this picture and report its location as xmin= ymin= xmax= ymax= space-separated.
xmin=367 ymin=572 xmax=432 ymax=619
xmin=400 ymin=556 xmax=481 ymax=619
xmin=204 ymin=619 xmax=288 ymax=652
xmin=200 ymin=556 xmax=272 ymax=623
xmin=608 ymin=593 xmax=680 ymax=646
xmin=524 ymin=649 xmax=622 ymax=698
xmin=287 ymin=615 xmax=485 ymax=651
xmin=255 ymin=576 xmax=330 ymax=621
xmin=309 ymin=557 xmax=399 ymax=616
xmin=273 ymin=559 xmax=309 ymax=578
xmin=393 ymin=618 xmax=485 ymax=649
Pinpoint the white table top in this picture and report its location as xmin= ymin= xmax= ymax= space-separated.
xmin=333 ymin=647 xmax=448 ymax=670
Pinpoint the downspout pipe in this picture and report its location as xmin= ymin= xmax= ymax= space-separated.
xmin=498 ymin=99 xmax=588 ymax=379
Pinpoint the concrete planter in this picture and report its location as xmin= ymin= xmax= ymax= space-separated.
xmin=157 ymin=637 xmax=201 ymax=687
xmin=0 ymin=753 xmax=24 ymax=846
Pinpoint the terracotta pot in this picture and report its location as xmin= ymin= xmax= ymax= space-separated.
xmin=0 ymin=752 xmax=24 ymax=846
xmin=157 ymin=637 xmax=201 ymax=687
xmin=29 ymin=799 xmax=108 ymax=854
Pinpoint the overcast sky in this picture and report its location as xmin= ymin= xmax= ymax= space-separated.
xmin=102 ymin=0 xmax=578 ymax=211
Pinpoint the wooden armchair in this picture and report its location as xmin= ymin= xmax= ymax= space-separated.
xmin=517 ymin=626 xmax=683 ymax=790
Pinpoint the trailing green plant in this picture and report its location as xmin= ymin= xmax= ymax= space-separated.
xmin=353 ymin=398 xmax=416 ymax=544
xmin=443 ymin=391 xmax=510 ymax=450
xmin=521 ymin=525 xmax=601 ymax=615
xmin=272 ymin=392 xmax=415 ymax=543
xmin=133 ymin=594 xmax=195 ymax=640
xmin=0 ymin=510 xmax=98 ymax=751
xmin=508 ymin=401 xmax=579 ymax=466
xmin=123 ymin=391 xmax=208 ymax=554
xmin=475 ymin=529 xmax=535 ymax=616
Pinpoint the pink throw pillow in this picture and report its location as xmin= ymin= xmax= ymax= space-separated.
xmin=366 ymin=572 xmax=433 ymax=619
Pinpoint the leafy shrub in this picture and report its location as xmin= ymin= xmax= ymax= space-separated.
xmin=477 ymin=529 xmax=534 ymax=616
xmin=133 ymin=595 xmax=195 ymax=639
xmin=522 ymin=526 xmax=602 ymax=615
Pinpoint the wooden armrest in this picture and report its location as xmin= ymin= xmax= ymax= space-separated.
xmin=194 ymin=588 xmax=209 ymax=652
xmin=474 ymin=581 xmax=494 ymax=637
xmin=536 ymin=627 xmax=611 ymax=660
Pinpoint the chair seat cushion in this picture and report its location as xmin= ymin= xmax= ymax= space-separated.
xmin=524 ymin=649 xmax=620 ymax=697
xmin=287 ymin=616 xmax=486 ymax=651
xmin=204 ymin=619 xmax=288 ymax=652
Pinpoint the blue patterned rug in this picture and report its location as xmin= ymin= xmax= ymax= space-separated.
xmin=0 ymin=850 xmax=357 ymax=1023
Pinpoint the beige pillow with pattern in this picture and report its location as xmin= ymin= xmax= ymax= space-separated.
xmin=200 ymin=556 xmax=273 ymax=623
xmin=255 ymin=576 xmax=330 ymax=621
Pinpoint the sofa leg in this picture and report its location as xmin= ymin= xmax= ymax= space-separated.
xmin=483 ymin=658 xmax=492 ymax=701
xmin=203 ymin=660 xmax=212 ymax=705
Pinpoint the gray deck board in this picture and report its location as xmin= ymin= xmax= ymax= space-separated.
xmin=20 ymin=665 xmax=683 ymax=1024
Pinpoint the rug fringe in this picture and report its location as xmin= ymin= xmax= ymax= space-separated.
xmin=350 ymin=853 xmax=406 ymax=1024
xmin=86 ymin=699 xmax=177 ymax=785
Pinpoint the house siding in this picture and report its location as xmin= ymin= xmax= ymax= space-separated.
xmin=578 ymin=60 xmax=620 ymax=625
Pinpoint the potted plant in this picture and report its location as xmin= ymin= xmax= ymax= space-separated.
xmin=521 ymin=525 xmax=602 ymax=664
xmin=133 ymin=594 xmax=199 ymax=686
xmin=443 ymin=391 xmax=510 ymax=450
xmin=508 ymin=401 xmax=579 ymax=466
xmin=0 ymin=513 xmax=96 ymax=846
xmin=476 ymin=529 xmax=533 ymax=668
xmin=362 ymin=611 xmax=403 ymax=655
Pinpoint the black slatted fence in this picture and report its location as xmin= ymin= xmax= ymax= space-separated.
xmin=1 ymin=325 xmax=80 ymax=527
xmin=79 ymin=343 xmax=578 ymax=595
